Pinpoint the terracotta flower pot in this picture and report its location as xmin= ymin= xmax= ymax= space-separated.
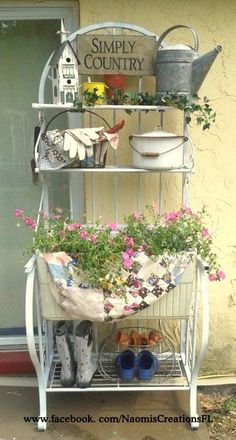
xmin=104 ymin=74 xmax=126 ymax=98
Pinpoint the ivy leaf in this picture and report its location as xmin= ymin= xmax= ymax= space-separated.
xmin=197 ymin=117 xmax=203 ymax=125
xmin=203 ymin=122 xmax=210 ymax=130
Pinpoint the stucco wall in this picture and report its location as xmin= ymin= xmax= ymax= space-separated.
xmin=78 ymin=0 xmax=236 ymax=375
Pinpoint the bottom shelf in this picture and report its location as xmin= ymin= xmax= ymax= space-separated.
xmin=46 ymin=353 xmax=190 ymax=392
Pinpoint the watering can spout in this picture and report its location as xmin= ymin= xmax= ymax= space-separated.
xmin=192 ymin=45 xmax=222 ymax=94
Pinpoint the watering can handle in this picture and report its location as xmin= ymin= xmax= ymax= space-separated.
xmin=156 ymin=25 xmax=199 ymax=51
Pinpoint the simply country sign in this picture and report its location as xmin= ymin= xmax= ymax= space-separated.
xmin=76 ymin=35 xmax=156 ymax=75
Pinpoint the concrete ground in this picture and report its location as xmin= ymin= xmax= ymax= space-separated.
xmin=0 ymin=386 xmax=210 ymax=440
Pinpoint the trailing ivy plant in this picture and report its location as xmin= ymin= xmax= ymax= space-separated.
xmin=75 ymin=87 xmax=104 ymax=110
xmin=74 ymin=89 xmax=216 ymax=130
xmin=158 ymin=93 xmax=216 ymax=131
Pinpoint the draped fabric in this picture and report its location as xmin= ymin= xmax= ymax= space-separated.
xmin=42 ymin=251 xmax=191 ymax=322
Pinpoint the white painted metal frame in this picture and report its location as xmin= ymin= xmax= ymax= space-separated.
xmin=25 ymin=21 xmax=209 ymax=431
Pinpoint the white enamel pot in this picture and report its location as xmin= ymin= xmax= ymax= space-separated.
xmin=129 ymin=130 xmax=188 ymax=169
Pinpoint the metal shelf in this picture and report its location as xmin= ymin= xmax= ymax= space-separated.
xmin=36 ymin=165 xmax=194 ymax=174
xmin=47 ymin=353 xmax=190 ymax=392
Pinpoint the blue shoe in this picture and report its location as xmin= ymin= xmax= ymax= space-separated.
xmin=115 ymin=350 xmax=136 ymax=380
xmin=137 ymin=350 xmax=159 ymax=380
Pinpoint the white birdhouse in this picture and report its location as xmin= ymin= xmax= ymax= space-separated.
xmin=50 ymin=40 xmax=80 ymax=104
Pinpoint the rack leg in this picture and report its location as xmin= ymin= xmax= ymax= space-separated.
xmin=25 ymin=259 xmax=47 ymax=430
xmin=37 ymin=388 xmax=47 ymax=431
xmin=189 ymin=262 xmax=209 ymax=430
xmin=190 ymin=383 xmax=199 ymax=429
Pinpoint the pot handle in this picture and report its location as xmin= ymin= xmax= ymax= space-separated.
xmin=140 ymin=152 xmax=160 ymax=158
xmin=129 ymin=135 xmax=188 ymax=158
xmin=129 ymin=135 xmax=144 ymax=156
xmin=156 ymin=25 xmax=199 ymax=51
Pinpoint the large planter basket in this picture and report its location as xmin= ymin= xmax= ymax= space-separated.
xmin=36 ymin=252 xmax=195 ymax=321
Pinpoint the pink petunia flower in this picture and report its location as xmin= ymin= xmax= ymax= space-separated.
xmin=15 ymin=208 xmax=22 ymax=218
xmin=53 ymin=214 xmax=62 ymax=220
xmin=122 ymin=252 xmax=130 ymax=261
xmin=108 ymin=223 xmax=118 ymax=231
xmin=66 ymin=223 xmax=77 ymax=232
xmin=132 ymin=211 xmax=141 ymax=221
xmin=124 ymin=236 xmax=134 ymax=247
xmin=31 ymin=221 xmax=36 ymax=230
xmin=60 ymin=231 xmax=65 ymax=238
xmin=74 ymin=222 xmax=81 ymax=228
xmin=126 ymin=248 xmax=134 ymax=257
xmin=164 ymin=211 xmax=180 ymax=223
xmin=89 ymin=233 xmax=96 ymax=243
xmin=201 ymin=228 xmax=209 ymax=238
xmin=181 ymin=205 xmax=192 ymax=214
xmin=23 ymin=216 xmax=32 ymax=226
xmin=217 ymin=270 xmax=226 ymax=280
xmin=123 ymin=259 xmax=132 ymax=269
xmin=79 ymin=230 xmax=87 ymax=239
xmin=208 ymin=273 xmax=216 ymax=282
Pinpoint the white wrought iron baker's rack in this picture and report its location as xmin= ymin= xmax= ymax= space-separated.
xmin=25 ymin=22 xmax=209 ymax=431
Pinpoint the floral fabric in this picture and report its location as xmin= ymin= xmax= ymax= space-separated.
xmin=43 ymin=251 xmax=191 ymax=322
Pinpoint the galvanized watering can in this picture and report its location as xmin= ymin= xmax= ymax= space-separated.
xmin=155 ymin=25 xmax=222 ymax=95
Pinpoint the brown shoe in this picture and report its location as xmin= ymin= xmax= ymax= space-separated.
xmin=113 ymin=330 xmax=130 ymax=346
xmin=148 ymin=330 xmax=162 ymax=344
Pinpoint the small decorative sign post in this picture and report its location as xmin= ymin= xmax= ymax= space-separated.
xmin=77 ymin=35 xmax=156 ymax=76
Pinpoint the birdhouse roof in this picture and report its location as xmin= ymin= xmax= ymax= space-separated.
xmin=49 ymin=41 xmax=80 ymax=66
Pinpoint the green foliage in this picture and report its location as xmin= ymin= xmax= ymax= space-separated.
xmin=107 ymin=91 xmax=216 ymax=130
xmin=222 ymin=397 xmax=236 ymax=414
xmin=74 ymin=88 xmax=216 ymax=130
xmin=74 ymin=87 xmax=103 ymax=109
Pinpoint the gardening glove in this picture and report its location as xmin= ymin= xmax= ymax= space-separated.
xmin=63 ymin=127 xmax=104 ymax=159
xmin=70 ymin=127 xmax=104 ymax=145
xmin=79 ymin=127 xmax=104 ymax=141
xmin=84 ymin=145 xmax=94 ymax=158
xmin=63 ymin=132 xmax=86 ymax=160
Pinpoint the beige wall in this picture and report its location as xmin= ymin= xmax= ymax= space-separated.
xmin=78 ymin=0 xmax=236 ymax=375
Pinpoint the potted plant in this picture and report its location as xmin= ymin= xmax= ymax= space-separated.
xmin=15 ymin=205 xmax=224 ymax=322
xmin=103 ymin=73 xmax=126 ymax=98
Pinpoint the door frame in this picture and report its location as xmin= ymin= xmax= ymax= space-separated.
xmin=0 ymin=1 xmax=79 ymax=30
xmin=0 ymin=1 xmax=79 ymax=345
